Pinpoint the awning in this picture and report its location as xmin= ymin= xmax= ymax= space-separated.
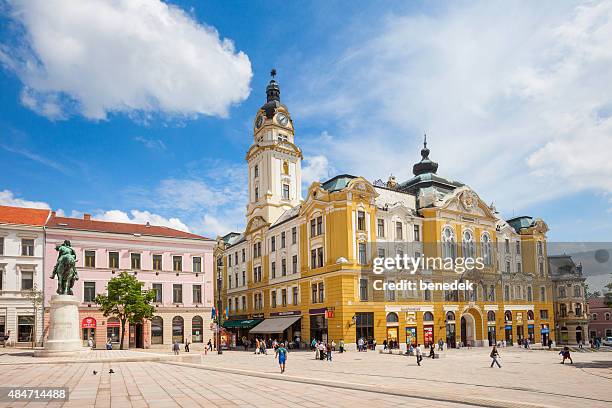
xmin=222 ymin=319 xmax=262 ymax=329
xmin=249 ymin=316 xmax=301 ymax=334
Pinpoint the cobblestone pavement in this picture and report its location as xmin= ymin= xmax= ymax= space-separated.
xmin=0 ymin=347 xmax=610 ymax=407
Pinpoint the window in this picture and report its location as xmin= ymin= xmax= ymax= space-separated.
xmin=378 ymin=247 xmax=385 ymax=258
xmin=516 ymin=242 xmax=521 ymax=255
xmin=281 ymin=258 xmax=287 ymax=276
xmin=242 ymin=248 xmax=246 ymax=262
xmin=505 ymin=311 xmax=512 ymax=322
xmin=253 ymin=242 xmax=262 ymax=258
xmin=540 ymin=286 xmax=546 ymax=301
xmin=606 ymin=313 xmax=610 ymax=321
xmin=317 ymin=216 xmax=323 ymax=235
xmin=242 ymin=270 xmax=246 ymax=285
xmin=152 ymin=284 xmax=163 ymax=303
xmin=559 ymin=287 xmax=566 ymax=298
xmin=172 ymin=316 xmax=184 ymax=343
xmin=254 ymin=164 xmax=258 ymax=178
xmin=151 ymin=255 xmax=162 ymax=271
xmin=131 ymin=253 xmax=141 ymax=270
xmin=21 ymin=239 xmax=34 ymax=256
xmin=21 ymin=271 xmax=33 ymax=290
xmin=292 ymin=287 xmax=299 ymax=305
xmin=441 ymin=226 xmax=456 ymax=259
xmin=574 ymin=286 xmax=581 ymax=298
xmin=109 ymin=252 xmax=119 ymax=269
xmin=504 ymin=285 xmax=510 ymax=301
xmin=311 ymin=248 xmax=324 ymax=269
xmin=192 ymin=316 xmax=203 ymax=343
xmin=292 ymin=255 xmax=298 ymax=274
xmin=253 ymin=266 xmax=262 ymax=282
xmin=359 ymin=278 xmax=368 ymax=301
xmin=271 ymin=290 xmax=277 ymax=308
xmin=489 ymin=285 xmax=496 ymax=301
xmin=356 ymin=242 xmax=366 ymax=265
xmin=537 ymin=241 xmax=543 ymax=256
xmin=481 ymin=233 xmax=492 ymax=265
xmin=310 ymin=219 xmax=316 ymax=237
xmin=17 ymin=316 xmax=34 ymax=342
xmin=281 ymin=289 xmax=287 ymax=307
xmin=242 ymin=296 xmax=247 ymax=310
xmin=0 ymin=237 xmax=3 ymax=255
xmin=281 ymin=232 xmax=286 ymax=248
xmin=539 ymin=262 xmax=544 ymax=277
xmin=108 ymin=317 xmax=121 ymax=344
xmin=592 ymin=313 xmax=598 ymax=320
xmin=424 ymin=283 xmax=432 ymax=301
xmin=462 ymin=230 xmax=475 ymax=260
xmin=173 ymin=256 xmax=182 ymax=272
xmin=317 ymin=247 xmax=324 ymax=268
xmin=560 ymin=304 xmax=567 ymax=317
xmin=271 ymin=236 xmax=276 ymax=252
xmin=85 ymin=250 xmax=96 ymax=268
xmin=357 ymin=211 xmax=366 ymax=231
xmin=271 ymin=261 xmax=276 ymax=278
xmin=527 ymin=286 xmax=533 ymax=301
xmin=355 ymin=312 xmax=374 ymax=342
xmin=504 ymin=238 xmax=510 ymax=253
xmin=395 ymin=222 xmax=403 ymax=240
xmin=173 ymin=284 xmax=183 ymax=303
xmin=385 ymin=280 xmax=396 ymax=301
xmin=292 ymin=227 xmax=297 ymax=244
xmin=505 ymin=261 xmax=511 ymax=273
xmin=414 ymin=225 xmax=420 ymax=242
xmin=192 ymin=256 xmax=201 ymax=273
xmin=423 ymin=312 xmax=434 ymax=322
xmin=318 ymin=282 xmax=325 ymax=303
xmin=193 ymin=285 xmax=202 ymax=303
xmin=282 ymin=184 xmax=290 ymax=200
xmin=575 ymin=303 xmax=582 ymax=316
xmin=83 ymin=282 xmax=96 ymax=302
xmin=540 ymin=310 xmax=548 ymax=319
xmin=516 ymin=262 xmax=522 ymax=273
xmin=312 ymin=284 xmax=317 ymax=303
xmin=228 ymin=275 xmax=232 ymax=288
xmin=377 ymin=219 xmax=385 ymax=237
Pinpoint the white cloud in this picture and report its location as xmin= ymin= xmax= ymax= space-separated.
xmin=2 ymin=0 xmax=252 ymax=120
xmin=295 ymin=1 xmax=612 ymax=212
xmin=0 ymin=189 xmax=50 ymax=209
xmin=93 ymin=209 xmax=190 ymax=232
xmin=133 ymin=136 xmax=166 ymax=151
xmin=302 ymin=155 xmax=332 ymax=185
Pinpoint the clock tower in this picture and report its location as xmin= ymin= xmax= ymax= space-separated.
xmin=246 ymin=70 xmax=302 ymax=226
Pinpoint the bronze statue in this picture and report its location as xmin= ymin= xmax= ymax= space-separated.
xmin=51 ymin=240 xmax=78 ymax=295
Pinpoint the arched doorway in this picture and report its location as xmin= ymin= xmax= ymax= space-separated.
xmin=192 ymin=316 xmax=203 ymax=343
xmin=151 ymin=316 xmax=163 ymax=344
xmin=445 ymin=311 xmax=456 ymax=348
xmin=460 ymin=310 xmax=480 ymax=347
xmin=576 ymin=327 xmax=583 ymax=344
xmin=172 ymin=316 xmax=184 ymax=343
xmin=386 ymin=312 xmax=399 ymax=348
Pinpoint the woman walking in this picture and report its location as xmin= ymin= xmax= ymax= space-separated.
xmin=490 ymin=346 xmax=501 ymax=368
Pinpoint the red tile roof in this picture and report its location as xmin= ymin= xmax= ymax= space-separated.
xmin=0 ymin=205 xmax=51 ymax=226
xmin=47 ymin=215 xmax=210 ymax=241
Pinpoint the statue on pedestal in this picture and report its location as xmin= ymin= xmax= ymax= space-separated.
xmin=51 ymin=240 xmax=79 ymax=295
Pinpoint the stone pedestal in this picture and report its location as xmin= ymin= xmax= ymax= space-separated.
xmin=35 ymin=295 xmax=86 ymax=357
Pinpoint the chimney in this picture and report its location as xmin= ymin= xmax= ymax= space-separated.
xmin=83 ymin=213 xmax=91 ymax=220
xmin=146 ymin=222 xmax=151 ymax=227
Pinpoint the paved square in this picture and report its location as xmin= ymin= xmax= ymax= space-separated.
xmin=1 ymin=347 xmax=611 ymax=407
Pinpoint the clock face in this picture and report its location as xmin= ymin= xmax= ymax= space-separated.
xmin=276 ymin=113 xmax=289 ymax=127
xmin=255 ymin=115 xmax=264 ymax=128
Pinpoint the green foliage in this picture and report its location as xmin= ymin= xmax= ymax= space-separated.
xmin=605 ymin=280 xmax=612 ymax=308
xmin=95 ymin=271 xmax=156 ymax=349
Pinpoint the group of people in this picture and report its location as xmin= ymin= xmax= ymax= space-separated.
xmin=382 ymin=339 xmax=400 ymax=350
xmin=87 ymin=337 xmax=114 ymax=350
xmin=312 ymin=340 xmax=334 ymax=361
xmin=357 ymin=337 xmax=375 ymax=351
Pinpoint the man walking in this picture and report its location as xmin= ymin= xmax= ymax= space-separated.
xmin=490 ymin=345 xmax=501 ymax=368
xmin=173 ymin=340 xmax=180 ymax=355
xmin=275 ymin=343 xmax=288 ymax=374
xmin=415 ymin=343 xmax=423 ymax=366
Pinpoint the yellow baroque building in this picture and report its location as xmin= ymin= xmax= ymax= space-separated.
xmin=215 ymin=74 xmax=556 ymax=350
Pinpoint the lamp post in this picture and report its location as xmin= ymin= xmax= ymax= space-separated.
xmin=216 ymin=256 xmax=223 ymax=355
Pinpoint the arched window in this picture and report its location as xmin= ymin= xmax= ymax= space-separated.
xmin=172 ymin=316 xmax=184 ymax=343
xmin=606 ymin=313 xmax=610 ymax=321
xmin=592 ymin=313 xmax=598 ymax=320
xmin=462 ymin=229 xmax=475 ymax=260
xmin=575 ymin=303 xmax=582 ymax=316
xmin=192 ymin=316 xmax=203 ymax=343
xmin=527 ymin=310 xmax=534 ymax=320
xmin=446 ymin=311 xmax=455 ymax=321
xmin=386 ymin=312 xmax=399 ymax=324
xmin=423 ymin=312 xmax=434 ymax=322
xmin=481 ymin=232 xmax=492 ymax=265
xmin=487 ymin=311 xmax=495 ymax=322
xmin=573 ymin=286 xmax=581 ymax=298
xmin=442 ymin=226 xmax=456 ymax=260
xmin=505 ymin=311 xmax=512 ymax=322
xmin=151 ymin=316 xmax=163 ymax=344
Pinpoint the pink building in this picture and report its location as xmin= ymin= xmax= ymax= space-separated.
xmin=588 ymin=297 xmax=612 ymax=341
xmin=44 ymin=213 xmax=215 ymax=349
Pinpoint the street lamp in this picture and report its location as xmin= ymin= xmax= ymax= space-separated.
xmin=216 ymin=256 xmax=223 ymax=355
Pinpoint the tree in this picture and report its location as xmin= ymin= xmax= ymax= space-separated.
xmin=95 ymin=272 xmax=156 ymax=350
xmin=24 ymin=285 xmax=43 ymax=348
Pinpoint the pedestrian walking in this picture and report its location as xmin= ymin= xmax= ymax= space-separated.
xmin=319 ymin=341 xmax=326 ymax=360
xmin=415 ymin=344 xmax=423 ymax=366
xmin=559 ymin=347 xmax=573 ymax=364
xmin=383 ymin=339 xmax=388 ymax=350
xmin=185 ymin=337 xmax=190 ymax=352
xmin=326 ymin=342 xmax=333 ymax=361
xmin=311 ymin=338 xmax=317 ymax=350
xmin=275 ymin=343 xmax=288 ymax=373
xmin=339 ymin=339 xmax=345 ymax=353
xmin=438 ymin=338 xmax=444 ymax=351
xmin=173 ymin=340 xmax=180 ymax=355
xmin=490 ymin=346 xmax=501 ymax=368
xmin=429 ymin=343 xmax=435 ymax=359
xmin=88 ymin=337 xmax=94 ymax=350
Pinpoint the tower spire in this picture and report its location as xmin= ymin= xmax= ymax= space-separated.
xmin=413 ymin=134 xmax=439 ymax=176
xmin=266 ymin=68 xmax=280 ymax=103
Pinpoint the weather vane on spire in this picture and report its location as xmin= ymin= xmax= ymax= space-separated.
xmin=423 ymin=132 xmax=427 ymax=148
xmin=270 ymin=68 xmax=277 ymax=79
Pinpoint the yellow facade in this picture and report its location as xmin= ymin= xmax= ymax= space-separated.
xmin=215 ymin=75 xmax=556 ymax=349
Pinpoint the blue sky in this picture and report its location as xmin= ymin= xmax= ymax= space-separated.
xmin=0 ymin=0 xmax=611 ymax=245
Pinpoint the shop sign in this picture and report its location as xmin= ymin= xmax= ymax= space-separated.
xmin=82 ymin=317 xmax=96 ymax=329
xmin=309 ymin=307 xmax=327 ymax=315
xmin=326 ymin=310 xmax=335 ymax=319
xmin=270 ymin=310 xmax=301 ymax=317
xmin=400 ymin=306 xmax=422 ymax=312
xmin=106 ymin=320 xmax=120 ymax=327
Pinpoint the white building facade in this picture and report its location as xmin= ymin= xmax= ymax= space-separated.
xmin=0 ymin=206 xmax=50 ymax=346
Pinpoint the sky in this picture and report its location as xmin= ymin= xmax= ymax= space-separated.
xmin=0 ymin=0 xmax=611 ymax=250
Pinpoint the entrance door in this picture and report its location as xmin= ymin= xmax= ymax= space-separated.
xmin=576 ymin=327 xmax=583 ymax=344
xmin=446 ymin=324 xmax=456 ymax=348
xmin=517 ymin=325 xmax=524 ymax=342
xmin=386 ymin=327 xmax=398 ymax=346
xmin=505 ymin=327 xmax=513 ymax=345
xmin=82 ymin=328 xmax=95 ymax=346
xmin=130 ymin=323 xmax=144 ymax=348
xmin=487 ymin=326 xmax=496 ymax=346
xmin=460 ymin=317 xmax=467 ymax=346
